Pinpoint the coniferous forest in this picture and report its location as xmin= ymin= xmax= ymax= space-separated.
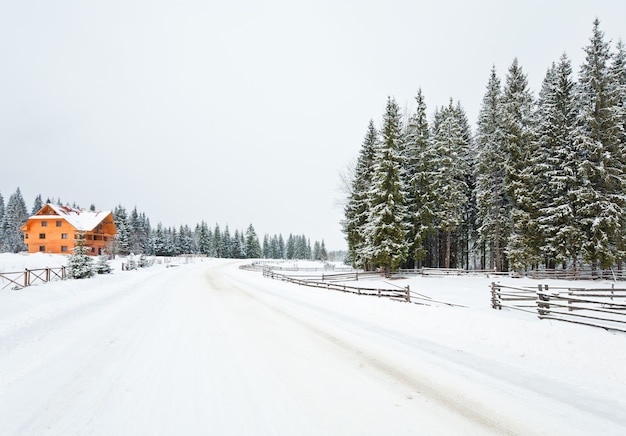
xmin=0 ymin=190 xmax=329 ymax=261
xmin=343 ymin=19 xmax=626 ymax=273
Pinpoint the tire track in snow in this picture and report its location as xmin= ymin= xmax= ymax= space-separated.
xmin=217 ymin=263 xmax=529 ymax=435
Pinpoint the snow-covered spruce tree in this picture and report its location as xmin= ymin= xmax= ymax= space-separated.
xmin=31 ymin=194 xmax=43 ymax=215
xmin=343 ymin=120 xmax=378 ymax=269
xmin=95 ymin=255 xmax=113 ymax=274
xmin=499 ymin=59 xmax=536 ymax=271
xmin=245 ymin=224 xmax=261 ymax=259
xmin=430 ymin=100 xmax=471 ymax=268
xmin=1 ymin=188 xmax=29 ymax=253
xmin=402 ymin=89 xmax=435 ymax=268
xmin=454 ymin=101 xmax=476 ymax=270
xmin=0 ymin=192 xmax=4 ymax=249
xmin=67 ymin=234 xmax=95 ymax=279
xmin=113 ymin=205 xmax=131 ymax=256
xmin=221 ymin=226 xmax=232 ymax=258
xmin=213 ymin=224 xmax=223 ymax=258
xmin=365 ymin=97 xmax=409 ymax=275
xmin=319 ymin=239 xmax=327 ymax=261
xmin=532 ymin=54 xmax=582 ymax=269
xmin=474 ymin=67 xmax=509 ymax=271
xmin=574 ymin=19 xmax=625 ymax=270
xmin=611 ymin=40 xmax=626 ymax=266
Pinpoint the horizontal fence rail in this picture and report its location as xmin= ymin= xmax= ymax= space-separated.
xmin=491 ymin=282 xmax=626 ymax=332
xmin=263 ymin=268 xmax=412 ymax=303
xmin=0 ymin=267 xmax=67 ymax=290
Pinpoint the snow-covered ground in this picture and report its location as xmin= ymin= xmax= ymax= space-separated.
xmin=1 ymin=255 xmax=625 ymax=435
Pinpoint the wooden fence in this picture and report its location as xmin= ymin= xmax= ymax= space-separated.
xmin=0 ymin=267 xmax=67 ymax=290
xmin=491 ymin=282 xmax=626 ymax=332
xmin=263 ymin=268 xmax=412 ymax=303
xmin=261 ymin=268 xmax=466 ymax=307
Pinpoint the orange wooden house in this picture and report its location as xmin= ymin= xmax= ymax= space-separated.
xmin=21 ymin=204 xmax=117 ymax=255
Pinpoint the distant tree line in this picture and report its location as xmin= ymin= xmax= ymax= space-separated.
xmin=343 ymin=19 xmax=626 ymax=273
xmin=0 ymin=190 xmax=328 ymax=261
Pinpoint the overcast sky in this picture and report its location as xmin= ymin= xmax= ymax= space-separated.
xmin=1 ymin=1 xmax=625 ymax=250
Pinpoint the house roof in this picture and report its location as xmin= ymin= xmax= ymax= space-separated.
xmin=31 ymin=204 xmax=115 ymax=232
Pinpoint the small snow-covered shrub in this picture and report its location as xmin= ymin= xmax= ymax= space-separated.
xmin=125 ymin=254 xmax=138 ymax=271
xmin=67 ymin=241 xmax=94 ymax=279
xmin=138 ymin=253 xmax=153 ymax=268
xmin=95 ymin=256 xmax=113 ymax=274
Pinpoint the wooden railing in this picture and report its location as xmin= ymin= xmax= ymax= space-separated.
xmin=0 ymin=267 xmax=67 ymax=290
xmin=263 ymin=268 xmax=412 ymax=303
xmin=491 ymin=282 xmax=626 ymax=332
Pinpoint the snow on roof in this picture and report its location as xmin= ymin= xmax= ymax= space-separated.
xmin=34 ymin=204 xmax=113 ymax=232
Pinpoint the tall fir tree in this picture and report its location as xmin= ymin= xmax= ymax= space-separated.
xmin=0 ymin=192 xmax=4 ymax=248
xmin=574 ymin=19 xmax=625 ymax=270
xmin=475 ymin=66 xmax=508 ymax=271
xmin=343 ymin=120 xmax=378 ymax=268
xmin=430 ymin=100 xmax=471 ymax=268
xmin=365 ymin=97 xmax=409 ymax=274
xmin=1 ymin=188 xmax=28 ymax=253
xmin=499 ymin=58 xmax=536 ymax=270
xmin=113 ymin=205 xmax=131 ymax=255
xmin=532 ymin=54 xmax=582 ymax=268
xmin=245 ymin=224 xmax=261 ymax=258
xmin=31 ymin=194 xmax=43 ymax=215
xmin=403 ymin=89 xmax=434 ymax=267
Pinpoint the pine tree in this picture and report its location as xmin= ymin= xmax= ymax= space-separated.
xmin=500 ymin=58 xmax=535 ymax=270
xmin=196 ymin=221 xmax=213 ymax=256
xmin=611 ymin=40 xmax=626 ymax=266
xmin=533 ymin=54 xmax=582 ymax=268
xmin=429 ymin=101 xmax=471 ymax=268
xmin=95 ymin=255 xmax=113 ymax=274
xmin=31 ymin=194 xmax=43 ymax=215
xmin=0 ymin=192 xmax=4 ymax=248
xmin=113 ymin=205 xmax=131 ymax=255
xmin=213 ymin=224 xmax=222 ymax=258
xmin=343 ymin=120 xmax=378 ymax=268
xmin=245 ymin=224 xmax=261 ymax=258
xmin=475 ymin=67 xmax=508 ymax=271
xmin=403 ymin=89 xmax=434 ymax=268
xmin=574 ymin=19 xmax=625 ymax=270
xmin=1 ymin=188 xmax=29 ymax=253
xmin=319 ymin=239 xmax=327 ymax=261
xmin=67 ymin=234 xmax=95 ymax=279
xmin=365 ymin=97 xmax=409 ymax=275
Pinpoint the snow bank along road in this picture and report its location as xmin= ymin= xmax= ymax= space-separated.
xmin=1 ymin=260 xmax=624 ymax=435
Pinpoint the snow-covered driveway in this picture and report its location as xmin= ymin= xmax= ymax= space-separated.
xmin=1 ymin=259 xmax=625 ymax=435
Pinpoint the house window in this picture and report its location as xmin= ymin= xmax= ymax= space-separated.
xmin=41 ymin=221 xmax=47 ymax=227
xmin=104 ymin=237 xmax=108 ymax=241
xmin=39 ymin=246 xmax=45 ymax=252
xmin=61 ymin=246 xmax=68 ymax=252
xmin=39 ymin=233 xmax=46 ymax=239
xmin=61 ymin=233 xmax=68 ymax=239
xmin=25 ymin=234 xmax=29 ymax=239
xmin=56 ymin=221 xmax=62 ymax=227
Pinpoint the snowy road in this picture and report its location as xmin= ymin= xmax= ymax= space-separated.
xmin=1 ymin=260 xmax=625 ymax=435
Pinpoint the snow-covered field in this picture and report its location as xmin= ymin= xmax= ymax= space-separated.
xmin=1 ymin=254 xmax=625 ymax=435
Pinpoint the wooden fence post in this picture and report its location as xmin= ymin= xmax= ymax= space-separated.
xmin=405 ymin=285 xmax=411 ymax=303
xmin=24 ymin=269 xmax=29 ymax=287
xmin=537 ymin=284 xmax=550 ymax=316
xmin=490 ymin=282 xmax=501 ymax=309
